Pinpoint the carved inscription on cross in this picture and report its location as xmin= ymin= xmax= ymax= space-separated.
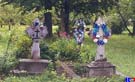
xmin=34 ymin=29 xmax=40 ymax=39
xmin=26 ymin=18 xmax=48 ymax=59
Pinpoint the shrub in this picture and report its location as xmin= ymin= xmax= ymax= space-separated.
xmin=79 ymin=45 xmax=95 ymax=63
xmin=40 ymin=43 xmax=57 ymax=60
xmin=49 ymin=38 xmax=81 ymax=61
xmin=0 ymin=53 xmax=18 ymax=74
xmin=40 ymin=37 xmax=96 ymax=63
xmin=15 ymin=35 xmax=32 ymax=58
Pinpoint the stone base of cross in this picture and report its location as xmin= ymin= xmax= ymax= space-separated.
xmin=87 ymin=17 xmax=116 ymax=77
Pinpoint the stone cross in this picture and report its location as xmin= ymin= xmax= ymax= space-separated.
xmin=94 ymin=17 xmax=108 ymax=61
xmin=34 ymin=29 xmax=40 ymax=39
xmin=95 ymin=25 xmax=105 ymax=60
xmin=26 ymin=23 xmax=48 ymax=59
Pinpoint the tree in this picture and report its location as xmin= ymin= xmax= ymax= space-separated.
xmin=111 ymin=0 xmax=135 ymax=35
xmin=54 ymin=0 xmax=118 ymax=34
xmin=1 ymin=0 xmax=53 ymax=36
xmin=0 ymin=2 xmax=23 ymax=30
xmin=1 ymin=0 xmax=119 ymax=34
xmin=116 ymin=0 xmax=132 ymax=35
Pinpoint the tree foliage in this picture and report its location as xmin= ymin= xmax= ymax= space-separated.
xmin=106 ymin=0 xmax=135 ymax=34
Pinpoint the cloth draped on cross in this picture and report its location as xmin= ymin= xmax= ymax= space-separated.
xmin=73 ymin=28 xmax=84 ymax=45
xmin=92 ymin=22 xmax=110 ymax=45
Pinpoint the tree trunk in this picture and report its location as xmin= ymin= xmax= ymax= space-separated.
xmin=43 ymin=0 xmax=52 ymax=37
xmin=116 ymin=5 xmax=132 ymax=35
xmin=1 ymin=25 xmax=2 ymax=28
xmin=9 ymin=25 xmax=11 ymax=30
xmin=44 ymin=12 xmax=52 ymax=37
xmin=63 ymin=0 xmax=70 ymax=34
xmin=61 ymin=14 xmax=65 ymax=32
xmin=133 ymin=22 xmax=135 ymax=35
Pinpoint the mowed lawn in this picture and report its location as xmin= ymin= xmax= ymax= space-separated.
xmin=106 ymin=35 xmax=135 ymax=77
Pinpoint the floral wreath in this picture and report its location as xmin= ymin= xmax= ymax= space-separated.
xmin=73 ymin=29 xmax=84 ymax=45
xmin=92 ymin=23 xmax=110 ymax=45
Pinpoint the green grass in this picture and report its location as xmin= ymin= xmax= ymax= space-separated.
xmin=2 ymin=71 xmax=124 ymax=82
xmin=106 ymin=35 xmax=135 ymax=77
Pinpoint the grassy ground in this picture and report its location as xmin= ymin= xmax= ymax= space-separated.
xmin=106 ymin=34 xmax=135 ymax=77
xmin=0 ymin=25 xmax=135 ymax=81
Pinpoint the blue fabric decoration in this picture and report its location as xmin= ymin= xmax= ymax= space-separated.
xmin=97 ymin=40 xmax=105 ymax=45
xmin=73 ymin=29 xmax=84 ymax=45
xmin=34 ymin=22 xmax=39 ymax=27
xmin=93 ymin=23 xmax=99 ymax=37
xmin=92 ymin=23 xmax=110 ymax=45
xmin=102 ymin=24 xmax=110 ymax=37
xmin=105 ymin=32 xmax=109 ymax=36
xmin=93 ymin=23 xmax=109 ymax=37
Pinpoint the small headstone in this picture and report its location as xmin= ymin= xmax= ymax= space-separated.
xmin=87 ymin=17 xmax=115 ymax=77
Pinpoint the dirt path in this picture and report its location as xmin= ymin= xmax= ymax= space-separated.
xmin=59 ymin=62 xmax=80 ymax=78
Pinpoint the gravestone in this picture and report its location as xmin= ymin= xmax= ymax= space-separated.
xmin=87 ymin=17 xmax=116 ymax=77
xmin=13 ymin=18 xmax=49 ymax=74
xmin=26 ymin=19 xmax=48 ymax=59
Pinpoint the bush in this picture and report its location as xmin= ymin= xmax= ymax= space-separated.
xmin=0 ymin=53 xmax=18 ymax=74
xmin=40 ymin=43 xmax=57 ymax=60
xmin=79 ymin=45 xmax=95 ymax=63
xmin=40 ymin=37 xmax=96 ymax=63
xmin=15 ymin=35 xmax=32 ymax=58
xmin=49 ymin=38 xmax=81 ymax=61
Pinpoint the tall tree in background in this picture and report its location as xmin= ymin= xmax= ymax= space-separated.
xmin=43 ymin=0 xmax=53 ymax=37
xmin=54 ymin=0 xmax=118 ymax=34
xmin=1 ymin=0 xmax=54 ymax=36
xmin=63 ymin=0 xmax=70 ymax=34
xmin=1 ymin=0 xmax=119 ymax=34
xmin=111 ymin=0 xmax=135 ymax=35
xmin=115 ymin=0 xmax=132 ymax=35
